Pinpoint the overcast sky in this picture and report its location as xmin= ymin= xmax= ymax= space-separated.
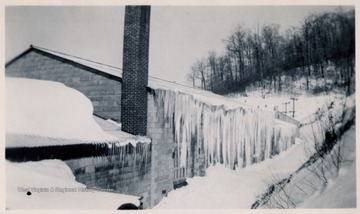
xmin=5 ymin=5 xmax=353 ymax=85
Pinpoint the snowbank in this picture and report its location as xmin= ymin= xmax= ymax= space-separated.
xmin=6 ymin=78 xmax=150 ymax=147
xmin=254 ymin=125 xmax=356 ymax=209
xmin=156 ymin=127 xmax=356 ymax=209
xmin=154 ymin=138 xmax=307 ymax=209
xmin=6 ymin=159 xmax=140 ymax=209
xmin=6 ymin=77 xmax=117 ymax=142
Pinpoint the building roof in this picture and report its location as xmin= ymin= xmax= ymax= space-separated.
xmin=6 ymin=115 xmax=150 ymax=149
xmin=93 ymin=116 xmax=150 ymax=145
xmin=7 ymin=45 xmax=256 ymax=111
xmin=5 ymin=77 xmax=150 ymax=149
xmin=6 ymin=133 xmax=89 ymax=148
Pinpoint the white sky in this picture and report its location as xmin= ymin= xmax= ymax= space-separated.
xmin=5 ymin=5 xmax=353 ymax=85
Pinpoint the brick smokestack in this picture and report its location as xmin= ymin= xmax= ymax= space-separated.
xmin=121 ymin=6 xmax=151 ymax=136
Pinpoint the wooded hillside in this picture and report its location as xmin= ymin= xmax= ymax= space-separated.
xmin=187 ymin=8 xmax=355 ymax=96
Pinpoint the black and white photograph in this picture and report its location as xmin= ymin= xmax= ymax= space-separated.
xmin=2 ymin=0 xmax=357 ymax=211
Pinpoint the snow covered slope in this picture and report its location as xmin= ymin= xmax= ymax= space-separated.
xmin=228 ymin=92 xmax=340 ymax=122
xmin=300 ymin=126 xmax=356 ymax=208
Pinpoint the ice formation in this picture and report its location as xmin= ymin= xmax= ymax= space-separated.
xmin=98 ymin=142 xmax=151 ymax=171
xmin=273 ymin=120 xmax=297 ymax=155
xmin=152 ymin=88 xmax=297 ymax=170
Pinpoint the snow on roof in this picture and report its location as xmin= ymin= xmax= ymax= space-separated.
xmin=6 ymin=159 xmax=141 ymax=209
xmin=6 ymin=77 xmax=149 ymax=147
xmin=93 ymin=116 xmax=150 ymax=146
xmin=33 ymin=45 xmax=257 ymax=111
xmin=6 ymin=133 xmax=89 ymax=148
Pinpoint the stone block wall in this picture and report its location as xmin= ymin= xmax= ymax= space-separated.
xmin=187 ymin=132 xmax=207 ymax=177
xmin=146 ymin=91 xmax=209 ymax=207
xmin=147 ymin=93 xmax=175 ymax=207
xmin=65 ymin=143 xmax=152 ymax=208
xmin=5 ymin=49 xmax=122 ymax=121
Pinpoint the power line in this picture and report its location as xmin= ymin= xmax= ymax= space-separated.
xmin=289 ymin=97 xmax=298 ymax=118
xmin=282 ymin=102 xmax=290 ymax=114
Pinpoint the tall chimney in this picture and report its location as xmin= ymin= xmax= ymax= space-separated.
xmin=121 ymin=6 xmax=151 ymax=136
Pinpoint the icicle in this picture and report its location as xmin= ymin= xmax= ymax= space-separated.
xmin=152 ymin=88 xmax=296 ymax=171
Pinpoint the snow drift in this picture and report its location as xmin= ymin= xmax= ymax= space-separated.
xmin=6 ymin=77 xmax=117 ymax=142
xmin=5 ymin=78 xmax=150 ymax=147
xmin=6 ymin=159 xmax=141 ymax=209
xmin=154 ymin=138 xmax=307 ymax=209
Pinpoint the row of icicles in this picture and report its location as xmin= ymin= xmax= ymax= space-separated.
xmin=153 ymin=88 xmax=297 ymax=170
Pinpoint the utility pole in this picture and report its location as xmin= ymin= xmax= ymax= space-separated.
xmin=289 ymin=97 xmax=298 ymax=118
xmin=282 ymin=102 xmax=290 ymax=114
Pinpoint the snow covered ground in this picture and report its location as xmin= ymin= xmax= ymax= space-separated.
xmin=6 ymin=159 xmax=141 ymax=209
xmin=300 ymin=126 xmax=356 ymax=208
xmin=228 ymin=92 xmax=341 ymax=123
xmin=154 ymin=138 xmax=308 ymax=209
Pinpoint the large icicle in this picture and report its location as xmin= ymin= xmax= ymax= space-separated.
xmin=152 ymin=88 xmax=296 ymax=170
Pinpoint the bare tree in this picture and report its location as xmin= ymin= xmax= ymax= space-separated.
xmin=226 ymin=25 xmax=248 ymax=83
xmin=207 ymin=51 xmax=218 ymax=91
xmin=190 ymin=58 xmax=208 ymax=89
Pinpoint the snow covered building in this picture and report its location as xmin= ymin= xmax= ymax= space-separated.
xmin=5 ymin=6 xmax=299 ymax=209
